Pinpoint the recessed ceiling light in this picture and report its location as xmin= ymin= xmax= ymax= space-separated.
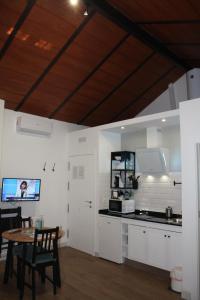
xmin=69 ymin=0 xmax=78 ymax=6
xmin=161 ymin=118 xmax=166 ymax=122
xmin=121 ymin=126 xmax=125 ymax=130
xmin=84 ymin=9 xmax=88 ymax=16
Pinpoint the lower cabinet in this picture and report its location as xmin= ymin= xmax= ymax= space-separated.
xmin=128 ymin=225 xmax=182 ymax=271
xmin=99 ymin=216 xmax=124 ymax=263
xmin=98 ymin=216 xmax=182 ymax=270
xmin=128 ymin=225 xmax=147 ymax=264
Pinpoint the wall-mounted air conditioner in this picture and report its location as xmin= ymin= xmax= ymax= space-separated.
xmin=16 ymin=116 xmax=53 ymax=136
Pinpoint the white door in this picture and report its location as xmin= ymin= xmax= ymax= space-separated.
xmin=167 ymin=231 xmax=182 ymax=270
xmin=99 ymin=216 xmax=123 ymax=263
xmin=69 ymin=154 xmax=95 ymax=255
xmin=148 ymin=228 xmax=167 ymax=270
xmin=128 ymin=224 xmax=148 ymax=264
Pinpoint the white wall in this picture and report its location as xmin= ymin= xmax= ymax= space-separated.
xmin=138 ymin=73 xmax=187 ymax=117
xmin=0 ymin=109 xmax=84 ymax=244
xmin=180 ymin=98 xmax=200 ymax=300
xmin=121 ymin=125 xmax=182 ymax=213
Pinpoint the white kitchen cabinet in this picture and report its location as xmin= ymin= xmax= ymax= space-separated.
xmin=128 ymin=223 xmax=182 ymax=271
xmin=148 ymin=228 xmax=182 ymax=271
xmin=167 ymin=231 xmax=182 ymax=270
xmin=128 ymin=225 xmax=148 ymax=264
xmin=99 ymin=216 xmax=124 ymax=263
xmin=148 ymin=228 xmax=168 ymax=269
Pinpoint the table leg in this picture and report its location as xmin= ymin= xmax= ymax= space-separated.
xmin=19 ymin=243 xmax=27 ymax=300
xmin=3 ymin=240 xmax=13 ymax=284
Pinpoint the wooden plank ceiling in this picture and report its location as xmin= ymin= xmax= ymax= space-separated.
xmin=0 ymin=0 xmax=199 ymax=126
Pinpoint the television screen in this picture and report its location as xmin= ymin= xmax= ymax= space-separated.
xmin=1 ymin=178 xmax=41 ymax=202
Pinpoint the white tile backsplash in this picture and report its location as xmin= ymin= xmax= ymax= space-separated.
xmin=99 ymin=171 xmax=182 ymax=214
xmin=134 ymin=172 xmax=182 ymax=213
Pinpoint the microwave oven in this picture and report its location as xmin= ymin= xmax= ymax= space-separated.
xmin=109 ymin=199 xmax=135 ymax=214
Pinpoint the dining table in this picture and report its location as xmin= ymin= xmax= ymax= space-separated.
xmin=2 ymin=227 xmax=64 ymax=286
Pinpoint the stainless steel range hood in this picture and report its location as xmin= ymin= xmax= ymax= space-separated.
xmin=136 ymin=127 xmax=169 ymax=174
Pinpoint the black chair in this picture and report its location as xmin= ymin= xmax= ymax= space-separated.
xmin=17 ymin=226 xmax=60 ymax=300
xmin=21 ymin=216 xmax=32 ymax=228
xmin=12 ymin=216 xmax=32 ymax=255
xmin=0 ymin=207 xmax=21 ymax=257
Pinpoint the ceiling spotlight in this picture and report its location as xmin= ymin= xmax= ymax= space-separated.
xmin=161 ymin=118 xmax=166 ymax=122
xmin=121 ymin=126 xmax=125 ymax=130
xmin=69 ymin=0 xmax=78 ymax=6
xmin=84 ymin=9 xmax=88 ymax=16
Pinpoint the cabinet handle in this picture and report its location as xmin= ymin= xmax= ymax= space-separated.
xmin=143 ymin=230 xmax=146 ymax=234
xmin=107 ymin=222 xmax=111 ymax=224
xmin=164 ymin=235 xmax=167 ymax=237
xmin=168 ymin=235 xmax=171 ymax=238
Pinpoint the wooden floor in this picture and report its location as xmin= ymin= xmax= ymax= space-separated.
xmin=0 ymin=247 xmax=181 ymax=300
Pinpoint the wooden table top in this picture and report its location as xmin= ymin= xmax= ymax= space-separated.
xmin=2 ymin=227 xmax=64 ymax=243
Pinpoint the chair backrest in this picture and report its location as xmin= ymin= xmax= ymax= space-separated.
xmin=32 ymin=227 xmax=59 ymax=264
xmin=21 ymin=216 xmax=32 ymax=228
xmin=0 ymin=207 xmax=22 ymax=233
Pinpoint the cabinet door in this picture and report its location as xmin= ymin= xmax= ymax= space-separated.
xmin=99 ymin=217 xmax=123 ymax=263
xmin=128 ymin=225 xmax=148 ymax=264
xmin=148 ymin=228 xmax=168 ymax=270
xmin=167 ymin=231 xmax=182 ymax=270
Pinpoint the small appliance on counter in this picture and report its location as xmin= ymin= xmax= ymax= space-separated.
xmin=109 ymin=199 xmax=135 ymax=214
xmin=165 ymin=206 xmax=173 ymax=219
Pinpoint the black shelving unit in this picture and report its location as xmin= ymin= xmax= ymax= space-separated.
xmin=110 ymin=151 xmax=135 ymax=192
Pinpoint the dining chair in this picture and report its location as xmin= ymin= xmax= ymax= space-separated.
xmin=17 ymin=226 xmax=60 ymax=300
xmin=21 ymin=216 xmax=32 ymax=228
xmin=13 ymin=217 xmax=32 ymax=258
xmin=0 ymin=207 xmax=21 ymax=256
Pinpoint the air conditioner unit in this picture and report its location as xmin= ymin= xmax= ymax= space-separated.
xmin=16 ymin=116 xmax=53 ymax=136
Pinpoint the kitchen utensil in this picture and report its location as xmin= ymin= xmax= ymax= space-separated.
xmin=124 ymin=190 xmax=130 ymax=200
xmin=132 ymin=176 xmax=140 ymax=189
xmin=111 ymin=190 xmax=119 ymax=199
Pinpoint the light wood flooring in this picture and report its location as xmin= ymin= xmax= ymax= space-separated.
xmin=0 ymin=247 xmax=181 ymax=300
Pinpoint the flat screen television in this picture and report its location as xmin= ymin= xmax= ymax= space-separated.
xmin=1 ymin=178 xmax=41 ymax=202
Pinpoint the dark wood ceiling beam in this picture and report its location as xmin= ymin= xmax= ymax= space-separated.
xmin=165 ymin=42 xmax=200 ymax=46
xmin=85 ymin=0 xmax=189 ymax=70
xmin=15 ymin=10 xmax=95 ymax=111
xmin=49 ymin=33 xmax=130 ymax=118
xmin=78 ymin=51 xmax=156 ymax=124
xmin=134 ymin=19 xmax=200 ymax=25
xmin=110 ymin=66 xmax=176 ymax=123
xmin=0 ymin=0 xmax=36 ymax=60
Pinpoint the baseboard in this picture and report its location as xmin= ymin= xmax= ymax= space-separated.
xmin=181 ymin=291 xmax=191 ymax=300
xmin=59 ymin=241 xmax=69 ymax=248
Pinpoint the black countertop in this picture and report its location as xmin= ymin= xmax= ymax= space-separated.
xmin=99 ymin=209 xmax=182 ymax=226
